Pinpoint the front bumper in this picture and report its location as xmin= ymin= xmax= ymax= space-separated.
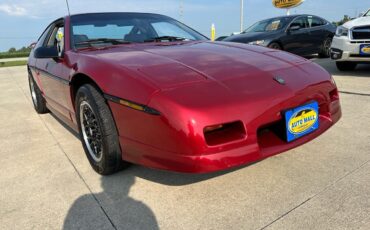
xmin=331 ymin=36 xmax=370 ymax=62
xmin=119 ymin=106 xmax=341 ymax=173
xmin=109 ymin=91 xmax=342 ymax=174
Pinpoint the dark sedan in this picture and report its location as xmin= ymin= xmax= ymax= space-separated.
xmin=224 ymin=15 xmax=336 ymax=57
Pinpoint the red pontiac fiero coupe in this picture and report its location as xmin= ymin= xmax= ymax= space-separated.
xmin=28 ymin=13 xmax=341 ymax=175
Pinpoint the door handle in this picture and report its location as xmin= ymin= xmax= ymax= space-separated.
xmin=45 ymin=63 xmax=49 ymax=70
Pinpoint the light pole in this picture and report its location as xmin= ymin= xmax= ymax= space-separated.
xmin=240 ymin=0 xmax=244 ymax=32
xmin=179 ymin=0 xmax=184 ymax=22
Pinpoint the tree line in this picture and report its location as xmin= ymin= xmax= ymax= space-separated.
xmin=0 ymin=46 xmax=32 ymax=59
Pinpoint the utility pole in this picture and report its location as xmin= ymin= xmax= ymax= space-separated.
xmin=179 ymin=0 xmax=184 ymax=22
xmin=240 ymin=0 xmax=244 ymax=32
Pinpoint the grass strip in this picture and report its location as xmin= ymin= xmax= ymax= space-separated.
xmin=0 ymin=60 xmax=27 ymax=68
xmin=0 ymin=52 xmax=30 ymax=59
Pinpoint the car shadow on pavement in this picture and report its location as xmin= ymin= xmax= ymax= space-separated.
xmin=63 ymin=173 xmax=159 ymax=230
xmin=52 ymin=109 xmax=251 ymax=228
xmin=310 ymin=57 xmax=370 ymax=78
xmin=50 ymin=113 xmax=250 ymax=186
xmin=128 ymin=163 xmax=250 ymax=186
xmin=336 ymin=64 xmax=370 ymax=78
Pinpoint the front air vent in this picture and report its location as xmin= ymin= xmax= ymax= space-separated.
xmin=204 ymin=121 xmax=246 ymax=146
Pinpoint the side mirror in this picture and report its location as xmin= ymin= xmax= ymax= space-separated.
xmin=289 ymin=25 xmax=301 ymax=31
xmin=29 ymin=42 xmax=37 ymax=49
xmin=34 ymin=46 xmax=59 ymax=59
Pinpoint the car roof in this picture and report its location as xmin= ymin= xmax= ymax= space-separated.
xmin=68 ymin=12 xmax=168 ymax=18
xmin=261 ymin=14 xmax=322 ymax=21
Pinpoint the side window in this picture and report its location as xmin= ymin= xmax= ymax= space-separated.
xmin=308 ymin=16 xmax=325 ymax=28
xmin=35 ymin=25 xmax=53 ymax=49
xmin=290 ymin=17 xmax=308 ymax=29
xmin=46 ymin=24 xmax=64 ymax=56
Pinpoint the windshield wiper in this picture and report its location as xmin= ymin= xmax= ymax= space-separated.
xmin=144 ymin=36 xmax=189 ymax=42
xmin=75 ymin=38 xmax=131 ymax=47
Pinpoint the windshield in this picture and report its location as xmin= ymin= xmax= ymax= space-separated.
xmin=244 ymin=18 xmax=290 ymax=33
xmin=364 ymin=10 xmax=370 ymax=17
xmin=70 ymin=13 xmax=207 ymax=48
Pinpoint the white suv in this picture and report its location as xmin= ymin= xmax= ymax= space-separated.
xmin=331 ymin=9 xmax=370 ymax=71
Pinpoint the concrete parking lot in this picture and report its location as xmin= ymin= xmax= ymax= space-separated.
xmin=0 ymin=59 xmax=369 ymax=230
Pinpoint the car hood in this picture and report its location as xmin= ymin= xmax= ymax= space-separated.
xmin=87 ymin=41 xmax=325 ymax=94
xmin=223 ymin=31 xmax=279 ymax=43
xmin=343 ymin=16 xmax=370 ymax=28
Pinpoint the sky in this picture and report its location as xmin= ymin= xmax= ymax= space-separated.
xmin=0 ymin=0 xmax=368 ymax=52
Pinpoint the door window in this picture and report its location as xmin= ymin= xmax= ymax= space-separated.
xmin=36 ymin=25 xmax=53 ymax=48
xmin=308 ymin=16 xmax=325 ymax=28
xmin=46 ymin=24 xmax=64 ymax=57
xmin=290 ymin=17 xmax=308 ymax=29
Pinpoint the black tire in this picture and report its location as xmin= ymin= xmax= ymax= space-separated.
xmin=268 ymin=42 xmax=282 ymax=50
xmin=336 ymin=62 xmax=357 ymax=71
xmin=28 ymin=73 xmax=48 ymax=114
xmin=75 ymin=84 xmax=128 ymax=175
xmin=318 ymin=37 xmax=332 ymax=58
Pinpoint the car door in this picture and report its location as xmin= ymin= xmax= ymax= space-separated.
xmin=307 ymin=16 xmax=327 ymax=53
xmin=35 ymin=20 xmax=71 ymax=118
xmin=281 ymin=16 xmax=311 ymax=55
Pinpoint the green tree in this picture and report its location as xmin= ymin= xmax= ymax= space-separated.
xmin=333 ymin=15 xmax=352 ymax=26
xmin=19 ymin=46 xmax=28 ymax=52
xmin=8 ymin=47 xmax=16 ymax=53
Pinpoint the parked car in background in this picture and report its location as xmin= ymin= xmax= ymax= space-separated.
xmin=224 ymin=15 xmax=336 ymax=57
xmin=331 ymin=8 xmax=370 ymax=71
xmin=216 ymin=36 xmax=228 ymax=41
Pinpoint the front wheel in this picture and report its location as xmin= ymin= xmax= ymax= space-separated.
xmin=319 ymin=37 xmax=332 ymax=58
xmin=75 ymin=84 xmax=129 ymax=175
xmin=336 ymin=62 xmax=357 ymax=71
xmin=268 ymin=42 xmax=282 ymax=50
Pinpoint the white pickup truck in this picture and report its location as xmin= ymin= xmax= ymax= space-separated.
xmin=331 ymin=9 xmax=370 ymax=71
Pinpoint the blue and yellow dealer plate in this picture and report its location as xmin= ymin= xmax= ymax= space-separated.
xmin=284 ymin=101 xmax=319 ymax=142
xmin=360 ymin=44 xmax=370 ymax=56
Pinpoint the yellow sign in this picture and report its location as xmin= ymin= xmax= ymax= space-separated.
xmin=288 ymin=108 xmax=318 ymax=134
xmin=273 ymin=0 xmax=303 ymax=9
xmin=211 ymin=24 xmax=216 ymax=41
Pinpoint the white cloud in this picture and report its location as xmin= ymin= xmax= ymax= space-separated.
xmin=0 ymin=0 xmax=234 ymax=20
xmin=0 ymin=4 xmax=27 ymax=16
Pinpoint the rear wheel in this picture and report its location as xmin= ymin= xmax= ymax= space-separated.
xmin=268 ymin=42 xmax=282 ymax=50
xmin=28 ymin=73 xmax=48 ymax=114
xmin=319 ymin=37 xmax=332 ymax=58
xmin=75 ymin=84 xmax=129 ymax=175
xmin=336 ymin=62 xmax=357 ymax=71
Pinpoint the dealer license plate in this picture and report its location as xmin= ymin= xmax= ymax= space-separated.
xmin=284 ymin=101 xmax=319 ymax=142
xmin=360 ymin=44 xmax=370 ymax=56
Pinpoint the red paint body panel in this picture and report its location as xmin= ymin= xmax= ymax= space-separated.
xmin=28 ymin=15 xmax=341 ymax=173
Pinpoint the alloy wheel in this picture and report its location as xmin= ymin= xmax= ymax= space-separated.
xmin=323 ymin=38 xmax=332 ymax=57
xmin=30 ymin=78 xmax=38 ymax=106
xmin=269 ymin=43 xmax=281 ymax=50
xmin=79 ymin=101 xmax=103 ymax=162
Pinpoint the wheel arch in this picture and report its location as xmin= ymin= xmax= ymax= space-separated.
xmin=70 ymin=73 xmax=104 ymax=111
xmin=268 ymin=40 xmax=284 ymax=50
xmin=327 ymin=34 xmax=334 ymax=39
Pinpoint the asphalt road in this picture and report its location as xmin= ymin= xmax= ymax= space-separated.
xmin=0 ymin=59 xmax=369 ymax=230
